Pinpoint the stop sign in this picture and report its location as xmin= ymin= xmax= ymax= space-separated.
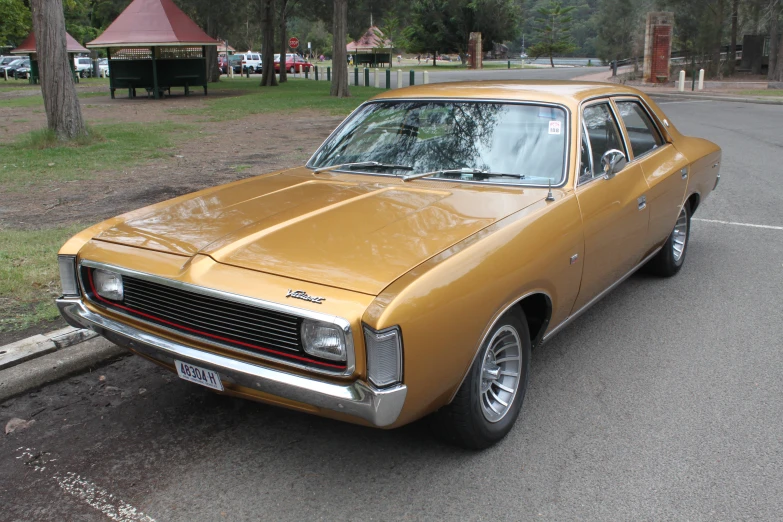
xmin=289 ymin=37 xmax=299 ymax=49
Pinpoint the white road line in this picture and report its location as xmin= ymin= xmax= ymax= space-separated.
xmin=655 ymin=100 xmax=713 ymax=105
xmin=55 ymin=472 xmax=156 ymax=522
xmin=693 ymin=218 xmax=783 ymax=231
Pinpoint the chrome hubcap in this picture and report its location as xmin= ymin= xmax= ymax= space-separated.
xmin=479 ymin=325 xmax=522 ymax=423
xmin=672 ymin=207 xmax=688 ymax=264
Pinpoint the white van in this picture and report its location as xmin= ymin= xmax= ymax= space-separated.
xmin=74 ymin=56 xmax=92 ymax=77
xmin=235 ymin=52 xmax=262 ymax=73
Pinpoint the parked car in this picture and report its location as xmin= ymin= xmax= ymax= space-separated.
xmin=97 ymin=58 xmax=109 ymax=77
xmin=74 ymin=56 xmax=93 ymax=77
xmin=14 ymin=63 xmax=31 ymax=79
xmin=234 ymin=51 xmax=262 ymax=73
xmin=56 ymin=82 xmax=721 ymax=449
xmin=0 ymin=56 xmax=19 ymax=68
xmin=274 ymin=53 xmax=312 ymax=73
xmin=2 ymin=58 xmax=29 ymax=78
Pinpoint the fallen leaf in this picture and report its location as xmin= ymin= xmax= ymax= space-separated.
xmin=5 ymin=418 xmax=35 ymax=435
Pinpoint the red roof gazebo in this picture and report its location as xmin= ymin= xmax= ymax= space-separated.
xmin=346 ymin=27 xmax=393 ymax=67
xmin=11 ymin=31 xmax=89 ymax=84
xmin=86 ymin=0 xmax=218 ymax=99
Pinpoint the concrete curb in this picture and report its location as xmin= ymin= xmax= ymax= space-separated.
xmin=0 ymin=336 xmax=127 ymax=403
xmin=0 ymin=326 xmax=98 ymax=371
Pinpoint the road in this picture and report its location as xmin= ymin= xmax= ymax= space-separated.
xmin=2 ymin=75 xmax=783 ymax=521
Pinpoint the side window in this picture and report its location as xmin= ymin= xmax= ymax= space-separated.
xmin=582 ymin=102 xmax=625 ymax=180
xmin=615 ymin=100 xmax=663 ymax=158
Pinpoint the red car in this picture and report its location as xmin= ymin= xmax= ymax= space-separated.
xmin=274 ymin=53 xmax=312 ymax=73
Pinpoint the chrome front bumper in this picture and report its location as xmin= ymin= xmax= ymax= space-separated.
xmin=56 ymin=298 xmax=407 ymax=427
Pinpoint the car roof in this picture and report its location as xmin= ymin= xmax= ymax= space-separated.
xmin=370 ymin=80 xmax=648 ymax=110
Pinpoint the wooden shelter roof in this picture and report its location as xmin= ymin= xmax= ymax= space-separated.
xmin=87 ymin=0 xmax=218 ymax=48
xmin=11 ymin=31 xmax=89 ymax=54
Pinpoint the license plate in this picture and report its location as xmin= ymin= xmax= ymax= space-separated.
xmin=175 ymin=360 xmax=224 ymax=391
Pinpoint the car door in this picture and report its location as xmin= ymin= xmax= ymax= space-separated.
xmin=613 ymin=97 xmax=689 ymax=251
xmin=572 ymin=99 xmax=651 ymax=312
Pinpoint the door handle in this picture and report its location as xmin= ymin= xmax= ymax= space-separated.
xmin=638 ymin=195 xmax=647 ymax=211
xmin=681 ymin=167 xmax=688 ymax=180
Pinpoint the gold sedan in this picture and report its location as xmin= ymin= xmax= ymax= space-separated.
xmin=56 ymin=81 xmax=721 ymax=449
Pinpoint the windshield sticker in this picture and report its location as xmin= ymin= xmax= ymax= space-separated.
xmin=549 ymin=121 xmax=562 ymax=135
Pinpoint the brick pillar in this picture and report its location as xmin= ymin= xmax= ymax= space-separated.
xmin=468 ymin=32 xmax=483 ymax=69
xmin=643 ymin=12 xmax=674 ymax=83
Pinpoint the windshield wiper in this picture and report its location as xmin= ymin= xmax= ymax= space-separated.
xmin=313 ymin=161 xmax=413 ymax=174
xmin=402 ymin=168 xmax=526 ymax=182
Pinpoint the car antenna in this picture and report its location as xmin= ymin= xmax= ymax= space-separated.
xmin=546 ymin=180 xmax=555 ymax=202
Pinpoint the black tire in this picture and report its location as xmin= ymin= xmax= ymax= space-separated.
xmin=431 ymin=311 xmax=532 ymax=450
xmin=646 ymin=201 xmax=691 ymax=277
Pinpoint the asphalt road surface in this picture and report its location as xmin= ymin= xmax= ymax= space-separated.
xmin=2 ymin=80 xmax=782 ymax=521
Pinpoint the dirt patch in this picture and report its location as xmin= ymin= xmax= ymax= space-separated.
xmin=0 ymin=96 xmax=343 ymax=229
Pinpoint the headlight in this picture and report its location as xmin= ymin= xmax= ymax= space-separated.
xmin=301 ymin=319 xmax=347 ymax=361
xmin=58 ymin=255 xmax=78 ymax=296
xmin=364 ymin=325 xmax=403 ymax=387
xmin=93 ymin=268 xmax=123 ymax=301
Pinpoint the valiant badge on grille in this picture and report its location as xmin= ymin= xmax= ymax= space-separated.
xmin=286 ymin=289 xmax=325 ymax=304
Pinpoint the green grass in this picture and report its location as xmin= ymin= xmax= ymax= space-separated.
xmin=1 ymin=121 xmax=193 ymax=187
xmin=738 ymin=89 xmax=783 ymax=97
xmin=170 ymin=78 xmax=384 ymax=121
xmin=0 ymin=225 xmax=86 ymax=332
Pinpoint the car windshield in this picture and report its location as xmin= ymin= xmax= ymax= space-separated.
xmin=229 ymin=55 xmax=242 ymax=63
xmin=309 ymin=101 xmax=568 ymax=185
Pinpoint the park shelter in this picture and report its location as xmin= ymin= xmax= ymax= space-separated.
xmin=346 ymin=26 xmax=392 ymax=67
xmin=11 ymin=31 xmax=89 ymax=84
xmin=86 ymin=0 xmax=218 ymax=99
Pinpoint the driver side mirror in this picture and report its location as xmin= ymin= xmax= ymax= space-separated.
xmin=600 ymin=149 xmax=627 ymax=179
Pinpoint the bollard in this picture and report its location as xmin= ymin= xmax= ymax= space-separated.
xmin=385 ymin=68 xmax=391 ymax=89
xmin=397 ymin=69 xmax=402 ymax=88
xmin=305 ymin=67 xmax=308 ymax=79
xmin=327 ymin=67 xmax=331 ymax=81
xmin=354 ymin=66 xmax=359 ymax=86
xmin=508 ymin=60 xmax=511 ymax=69
xmin=374 ymin=68 xmax=379 ymax=88
xmin=364 ymin=67 xmax=369 ymax=87
xmin=678 ymin=70 xmax=685 ymax=92
xmin=315 ymin=65 xmax=319 ymax=81
xmin=246 ymin=67 xmax=250 ymax=78
xmin=423 ymin=70 xmax=429 ymax=84
xmin=410 ymin=70 xmax=415 ymax=86
xmin=698 ymin=69 xmax=704 ymax=90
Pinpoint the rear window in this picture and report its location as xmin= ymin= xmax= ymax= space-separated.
xmin=78 ymin=58 xmax=91 ymax=64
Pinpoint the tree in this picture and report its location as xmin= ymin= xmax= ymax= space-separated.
xmin=260 ymin=0 xmax=278 ymax=86
xmin=30 ymin=0 xmax=87 ymax=140
xmin=331 ymin=0 xmax=350 ymax=97
xmin=279 ymin=0 xmax=290 ymax=83
xmin=527 ymin=1 xmax=576 ymax=67
xmin=0 ymin=0 xmax=32 ymax=47
xmin=406 ymin=0 xmax=521 ymax=66
xmin=595 ymin=0 xmax=637 ymax=66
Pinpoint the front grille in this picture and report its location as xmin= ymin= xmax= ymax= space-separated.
xmin=82 ymin=268 xmax=346 ymax=371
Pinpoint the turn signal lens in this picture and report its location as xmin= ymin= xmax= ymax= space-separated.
xmin=58 ymin=255 xmax=78 ymax=296
xmin=301 ymin=320 xmax=346 ymax=361
xmin=364 ymin=326 xmax=403 ymax=388
xmin=93 ymin=268 xmax=124 ymax=301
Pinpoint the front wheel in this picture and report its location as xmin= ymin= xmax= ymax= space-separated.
xmin=431 ymin=311 xmax=531 ymax=449
xmin=646 ymin=201 xmax=691 ymax=277
xmin=289 ymin=66 xmax=295 ymax=74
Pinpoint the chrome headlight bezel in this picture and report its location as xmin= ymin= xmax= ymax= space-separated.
xmin=92 ymin=268 xmax=124 ymax=301
xmin=364 ymin=324 xmax=403 ymax=388
xmin=58 ymin=255 xmax=79 ymax=297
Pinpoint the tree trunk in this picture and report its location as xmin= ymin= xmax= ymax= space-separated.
xmin=278 ymin=0 xmax=288 ymax=83
xmin=30 ymin=0 xmax=86 ymax=140
xmin=260 ymin=0 xmax=278 ymax=87
xmin=205 ymin=14 xmax=220 ymax=83
xmin=550 ymin=53 xmax=554 ymax=68
xmin=770 ymin=2 xmax=780 ymax=80
xmin=330 ymin=0 xmax=349 ymax=97
xmin=775 ymin=23 xmax=783 ymax=81
xmin=711 ymin=0 xmax=725 ymax=77
xmin=728 ymin=0 xmax=738 ymax=75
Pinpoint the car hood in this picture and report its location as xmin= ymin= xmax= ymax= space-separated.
xmin=95 ymin=168 xmax=545 ymax=295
